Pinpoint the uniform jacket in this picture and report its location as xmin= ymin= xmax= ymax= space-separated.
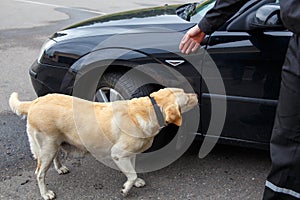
xmin=280 ymin=0 xmax=300 ymax=76
xmin=198 ymin=0 xmax=248 ymax=35
xmin=280 ymin=0 xmax=300 ymax=35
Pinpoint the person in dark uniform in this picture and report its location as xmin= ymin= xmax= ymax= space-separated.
xmin=179 ymin=0 xmax=300 ymax=199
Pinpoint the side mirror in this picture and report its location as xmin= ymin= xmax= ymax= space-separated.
xmin=176 ymin=3 xmax=197 ymax=21
xmin=250 ymin=4 xmax=285 ymax=31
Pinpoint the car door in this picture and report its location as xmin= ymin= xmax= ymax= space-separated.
xmin=200 ymin=1 xmax=291 ymax=148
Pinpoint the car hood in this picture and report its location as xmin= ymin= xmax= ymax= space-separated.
xmin=40 ymin=4 xmax=196 ymax=69
xmin=51 ymin=4 xmax=193 ymax=42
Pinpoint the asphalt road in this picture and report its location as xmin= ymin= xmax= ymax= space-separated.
xmin=0 ymin=0 xmax=271 ymax=199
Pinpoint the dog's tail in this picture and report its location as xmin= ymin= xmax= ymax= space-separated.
xmin=9 ymin=92 xmax=32 ymax=117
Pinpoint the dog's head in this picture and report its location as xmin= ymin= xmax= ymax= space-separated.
xmin=150 ymin=88 xmax=198 ymax=126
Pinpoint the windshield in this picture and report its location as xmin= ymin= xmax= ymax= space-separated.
xmin=176 ymin=0 xmax=216 ymax=23
xmin=190 ymin=0 xmax=215 ymax=23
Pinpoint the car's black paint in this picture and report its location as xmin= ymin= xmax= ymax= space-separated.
xmin=30 ymin=0 xmax=290 ymax=149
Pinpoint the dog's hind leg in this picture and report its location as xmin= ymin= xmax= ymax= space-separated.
xmin=26 ymin=125 xmax=38 ymax=158
xmin=26 ymin=124 xmax=41 ymax=175
xmin=53 ymin=154 xmax=70 ymax=175
xmin=35 ymin=138 xmax=59 ymax=200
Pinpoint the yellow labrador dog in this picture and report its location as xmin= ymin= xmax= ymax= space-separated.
xmin=9 ymin=88 xmax=198 ymax=200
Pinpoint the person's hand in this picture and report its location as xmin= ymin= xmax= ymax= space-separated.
xmin=179 ymin=25 xmax=206 ymax=54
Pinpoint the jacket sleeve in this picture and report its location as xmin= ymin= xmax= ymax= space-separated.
xmin=198 ymin=0 xmax=249 ymax=35
xmin=280 ymin=0 xmax=300 ymax=35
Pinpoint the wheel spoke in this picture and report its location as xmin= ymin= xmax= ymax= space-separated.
xmin=94 ymin=87 xmax=125 ymax=103
xmin=95 ymin=89 xmax=109 ymax=102
xmin=109 ymin=89 xmax=124 ymax=102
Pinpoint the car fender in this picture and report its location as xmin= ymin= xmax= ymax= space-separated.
xmin=60 ymin=47 xmax=189 ymax=97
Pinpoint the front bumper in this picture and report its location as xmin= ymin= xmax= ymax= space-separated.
xmin=29 ymin=60 xmax=72 ymax=96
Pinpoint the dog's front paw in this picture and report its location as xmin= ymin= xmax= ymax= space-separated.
xmin=42 ymin=190 xmax=56 ymax=200
xmin=120 ymin=181 xmax=133 ymax=197
xmin=134 ymin=178 xmax=146 ymax=188
xmin=120 ymin=188 xmax=128 ymax=197
xmin=56 ymin=165 xmax=70 ymax=175
xmin=121 ymin=185 xmax=130 ymax=197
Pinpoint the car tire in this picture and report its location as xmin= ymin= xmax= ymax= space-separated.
xmin=96 ymin=71 xmax=158 ymax=101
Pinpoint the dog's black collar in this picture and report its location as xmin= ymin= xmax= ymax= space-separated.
xmin=150 ymin=97 xmax=165 ymax=128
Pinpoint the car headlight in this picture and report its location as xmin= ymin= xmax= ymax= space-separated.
xmin=38 ymin=38 xmax=56 ymax=63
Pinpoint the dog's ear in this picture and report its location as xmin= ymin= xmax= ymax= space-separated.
xmin=165 ymin=104 xmax=182 ymax=126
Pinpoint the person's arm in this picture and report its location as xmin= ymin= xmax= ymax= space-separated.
xmin=199 ymin=0 xmax=248 ymax=35
xmin=180 ymin=0 xmax=248 ymax=54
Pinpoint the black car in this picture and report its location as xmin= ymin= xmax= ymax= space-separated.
xmin=29 ymin=0 xmax=291 ymax=150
